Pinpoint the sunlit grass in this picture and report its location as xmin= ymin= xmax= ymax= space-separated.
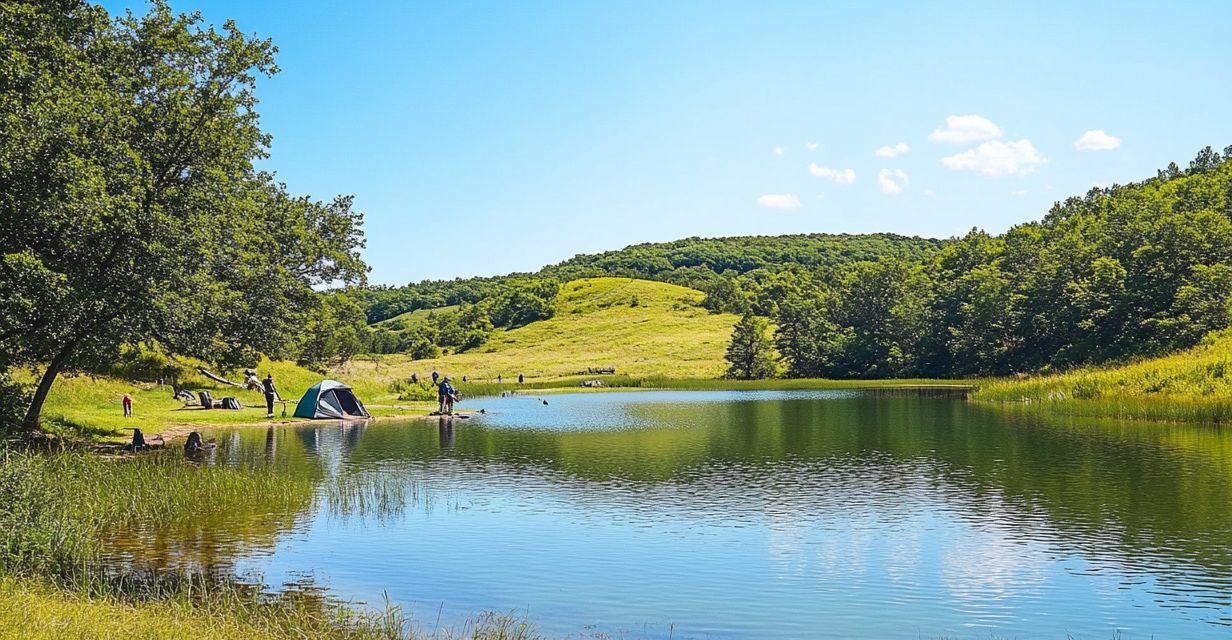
xmin=975 ymin=330 xmax=1232 ymax=423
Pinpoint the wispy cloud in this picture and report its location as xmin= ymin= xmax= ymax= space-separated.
xmin=809 ymin=164 xmax=856 ymax=184
xmin=878 ymin=169 xmax=909 ymax=194
xmin=757 ymin=193 xmax=801 ymax=209
xmin=923 ymin=189 xmax=935 ymax=197
xmin=1074 ymin=129 xmax=1121 ymax=151
xmin=929 ymin=115 xmax=1002 ymax=144
xmin=941 ymin=139 xmax=1045 ymax=176
xmin=774 ymin=146 xmax=785 ymax=156
xmin=875 ymin=143 xmax=910 ymax=158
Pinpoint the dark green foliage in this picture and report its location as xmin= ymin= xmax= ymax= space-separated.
xmin=701 ymin=277 xmax=749 ymax=314
xmin=295 ymin=293 xmax=368 ymax=372
xmin=724 ymin=313 xmax=777 ymax=380
xmin=767 ymin=148 xmax=1232 ymax=379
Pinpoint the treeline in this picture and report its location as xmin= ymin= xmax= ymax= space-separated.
xmin=725 ymin=147 xmax=1232 ymax=379
xmin=360 ymin=233 xmax=943 ymax=324
xmin=362 ymin=279 xmax=559 ymax=356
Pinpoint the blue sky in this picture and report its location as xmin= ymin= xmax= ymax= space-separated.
xmin=104 ymin=1 xmax=1232 ymax=285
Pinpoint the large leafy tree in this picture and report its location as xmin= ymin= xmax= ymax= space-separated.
xmin=0 ymin=1 xmax=367 ymax=431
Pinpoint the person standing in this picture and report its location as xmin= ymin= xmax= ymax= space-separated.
xmin=518 ymin=373 xmax=524 ymax=384
xmin=410 ymin=372 xmax=418 ymax=385
xmin=497 ymin=374 xmax=502 ymax=384
xmin=431 ymin=369 xmax=439 ymax=384
xmin=438 ymin=376 xmax=456 ymax=415
xmin=262 ymin=374 xmax=278 ymax=418
xmin=122 ymin=393 xmax=133 ymax=417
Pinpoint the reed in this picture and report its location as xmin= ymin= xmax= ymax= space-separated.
xmin=974 ymin=330 xmax=1232 ymax=424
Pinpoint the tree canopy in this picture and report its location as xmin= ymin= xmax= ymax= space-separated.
xmin=0 ymin=1 xmax=367 ymax=431
xmin=766 ymin=147 xmax=1232 ymax=379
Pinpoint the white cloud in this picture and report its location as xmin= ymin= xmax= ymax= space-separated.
xmin=923 ymin=189 xmax=935 ymax=197
xmin=1011 ymin=190 xmax=1027 ymax=197
xmin=809 ymin=164 xmax=856 ymax=184
xmin=815 ymin=193 xmax=825 ymax=199
xmin=940 ymin=139 xmax=1046 ymax=177
xmin=929 ymin=115 xmax=1002 ymax=144
xmin=774 ymin=146 xmax=785 ymax=156
xmin=875 ymin=143 xmax=910 ymax=158
xmin=1074 ymin=129 xmax=1121 ymax=151
xmin=878 ymin=168 xmax=909 ymax=194
xmin=807 ymin=142 xmax=819 ymax=151
xmin=757 ymin=193 xmax=801 ymax=209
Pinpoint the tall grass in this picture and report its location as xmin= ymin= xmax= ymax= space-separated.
xmin=975 ymin=330 xmax=1232 ymax=423
xmin=0 ymin=448 xmax=313 ymax=577
xmin=0 ymin=448 xmax=541 ymax=639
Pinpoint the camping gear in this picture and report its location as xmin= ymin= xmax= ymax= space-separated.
xmin=197 ymin=367 xmax=243 ymax=387
xmin=220 ymin=396 xmax=242 ymax=410
xmin=293 ymin=380 xmax=370 ymax=419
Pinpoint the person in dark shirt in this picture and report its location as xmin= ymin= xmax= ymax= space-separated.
xmin=437 ymin=377 xmax=457 ymax=414
xmin=262 ymin=374 xmax=278 ymax=418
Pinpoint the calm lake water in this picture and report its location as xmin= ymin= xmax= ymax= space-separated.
xmin=110 ymin=390 xmax=1232 ymax=638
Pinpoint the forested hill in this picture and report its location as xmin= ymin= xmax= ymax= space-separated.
xmin=760 ymin=145 xmax=1232 ymax=379
xmin=358 ymin=232 xmax=944 ymax=323
xmin=540 ymin=233 xmax=944 ymax=285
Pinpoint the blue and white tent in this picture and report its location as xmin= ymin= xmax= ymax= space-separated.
xmin=293 ymin=380 xmax=370 ymax=419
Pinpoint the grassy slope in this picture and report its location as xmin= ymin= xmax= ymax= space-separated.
xmin=374 ymin=304 xmax=459 ymax=330
xmin=0 ymin=578 xmax=283 ymax=640
xmin=36 ymin=357 xmax=434 ymax=441
xmin=341 ymin=278 xmax=742 ymax=383
xmin=35 ymin=278 xmax=735 ymax=438
xmin=975 ymin=330 xmax=1232 ymax=423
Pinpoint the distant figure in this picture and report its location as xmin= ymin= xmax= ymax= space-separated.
xmin=410 ymin=372 xmax=418 ymax=385
xmin=462 ymin=375 xmax=467 ymax=382
xmin=185 ymin=431 xmax=203 ymax=455
xmin=497 ymin=374 xmax=502 ymax=384
xmin=431 ymin=369 xmax=439 ymax=384
xmin=437 ymin=376 xmax=457 ymax=414
xmin=542 ymin=398 xmax=549 ymax=406
xmin=262 ymin=374 xmax=278 ymax=418
xmin=122 ymin=393 xmax=133 ymax=417
xmin=518 ymin=373 xmax=524 ymax=384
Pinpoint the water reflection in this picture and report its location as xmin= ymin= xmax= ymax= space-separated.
xmin=107 ymin=391 xmax=1232 ymax=638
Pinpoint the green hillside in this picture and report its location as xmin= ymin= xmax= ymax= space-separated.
xmin=975 ymin=330 xmax=1232 ymax=423
xmin=344 ymin=278 xmax=741 ymax=382
xmin=374 ymin=305 xmax=459 ymax=330
xmin=358 ymin=232 xmax=943 ymax=323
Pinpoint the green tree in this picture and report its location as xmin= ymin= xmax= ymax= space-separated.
xmin=296 ymin=293 xmax=367 ymax=371
xmin=724 ymin=312 xmax=777 ymax=380
xmin=0 ymin=2 xmax=366 ymax=430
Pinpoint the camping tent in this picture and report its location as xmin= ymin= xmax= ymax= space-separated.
xmin=293 ymin=380 xmax=370 ymax=419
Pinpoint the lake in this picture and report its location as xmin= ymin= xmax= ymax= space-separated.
xmin=107 ymin=390 xmax=1232 ymax=638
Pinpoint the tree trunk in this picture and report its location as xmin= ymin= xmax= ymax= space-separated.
xmin=21 ymin=341 xmax=77 ymax=433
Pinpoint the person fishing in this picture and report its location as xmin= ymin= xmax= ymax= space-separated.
xmin=437 ymin=376 xmax=458 ymax=415
xmin=262 ymin=373 xmax=278 ymax=418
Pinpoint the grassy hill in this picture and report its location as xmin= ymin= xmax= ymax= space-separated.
xmin=342 ymin=278 xmax=741 ymax=384
xmin=975 ymin=330 xmax=1232 ymax=423
xmin=374 ymin=305 xmax=459 ymax=330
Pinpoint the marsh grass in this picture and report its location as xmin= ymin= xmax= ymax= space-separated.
xmin=975 ymin=330 xmax=1232 ymax=423
xmin=0 ymin=448 xmax=539 ymax=638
